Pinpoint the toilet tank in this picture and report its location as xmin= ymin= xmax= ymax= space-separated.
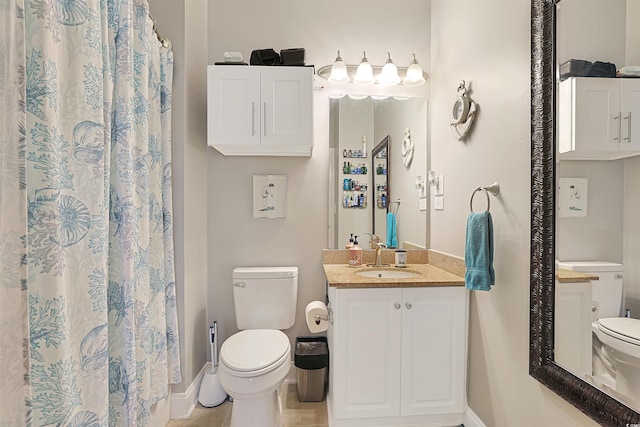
xmin=557 ymin=261 xmax=623 ymax=319
xmin=232 ymin=267 xmax=298 ymax=330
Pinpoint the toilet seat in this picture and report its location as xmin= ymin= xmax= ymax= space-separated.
xmin=220 ymin=329 xmax=290 ymax=377
xmin=596 ymin=317 xmax=640 ymax=347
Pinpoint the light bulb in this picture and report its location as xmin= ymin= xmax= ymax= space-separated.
xmin=403 ymin=53 xmax=426 ymax=86
xmin=354 ymin=51 xmax=375 ymax=84
xmin=377 ymin=52 xmax=400 ymax=86
xmin=328 ymin=50 xmax=350 ymax=84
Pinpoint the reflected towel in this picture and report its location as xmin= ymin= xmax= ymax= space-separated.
xmin=386 ymin=212 xmax=397 ymax=248
xmin=464 ymin=211 xmax=495 ymax=291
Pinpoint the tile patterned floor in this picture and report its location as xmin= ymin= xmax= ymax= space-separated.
xmin=166 ymin=383 xmax=328 ymax=427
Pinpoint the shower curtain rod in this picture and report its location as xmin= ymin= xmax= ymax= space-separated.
xmin=149 ymin=12 xmax=172 ymax=49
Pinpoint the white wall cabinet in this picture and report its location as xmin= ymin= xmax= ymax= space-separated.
xmin=327 ymin=286 xmax=468 ymax=426
xmin=207 ymin=65 xmax=313 ymax=156
xmin=559 ymin=77 xmax=640 ymax=160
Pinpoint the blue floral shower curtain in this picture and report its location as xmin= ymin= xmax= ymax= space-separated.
xmin=0 ymin=0 xmax=181 ymax=425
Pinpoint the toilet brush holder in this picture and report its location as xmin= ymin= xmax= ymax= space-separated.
xmin=198 ymin=322 xmax=228 ymax=407
xmin=198 ymin=367 xmax=227 ymax=407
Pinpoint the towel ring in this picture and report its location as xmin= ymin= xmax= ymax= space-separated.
xmin=470 ymin=183 xmax=500 ymax=213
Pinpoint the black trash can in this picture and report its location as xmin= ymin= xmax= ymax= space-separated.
xmin=294 ymin=337 xmax=329 ymax=402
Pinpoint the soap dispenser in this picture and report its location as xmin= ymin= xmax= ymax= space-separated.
xmin=346 ymin=233 xmax=354 ymax=249
xmin=349 ymin=235 xmax=362 ymax=267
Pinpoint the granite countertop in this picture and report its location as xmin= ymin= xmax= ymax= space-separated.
xmin=323 ymin=263 xmax=465 ymax=288
xmin=556 ymin=268 xmax=599 ymax=283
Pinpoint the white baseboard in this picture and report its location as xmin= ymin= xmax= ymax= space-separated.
xmin=170 ymin=363 xmax=208 ymax=419
xmin=463 ymin=406 xmax=487 ymax=427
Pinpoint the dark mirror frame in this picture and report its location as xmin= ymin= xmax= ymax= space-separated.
xmin=529 ymin=1 xmax=640 ymax=425
xmin=371 ymin=135 xmax=390 ymax=236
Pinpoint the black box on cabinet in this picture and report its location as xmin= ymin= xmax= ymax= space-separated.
xmin=280 ymin=48 xmax=305 ymax=66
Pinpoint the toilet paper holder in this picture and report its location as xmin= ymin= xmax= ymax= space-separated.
xmin=314 ymin=308 xmax=332 ymax=325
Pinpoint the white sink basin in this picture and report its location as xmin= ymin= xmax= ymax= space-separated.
xmin=357 ymin=269 xmax=420 ymax=279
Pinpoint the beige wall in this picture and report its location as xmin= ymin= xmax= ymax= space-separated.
xmin=150 ymin=0 xmax=603 ymax=424
xmin=430 ymin=1 xmax=595 ymax=425
xmin=149 ymin=0 xmax=209 ymax=397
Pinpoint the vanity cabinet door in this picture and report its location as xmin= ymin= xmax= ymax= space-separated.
xmin=401 ymin=286 xmax=466 ymax=416
xmin=332 ymin=288 xmax=402 ymax=419
xmin=554 ymin=280 xmax=593 ymax=379
xmin=207 ymin=65 xmax=313 ymax=156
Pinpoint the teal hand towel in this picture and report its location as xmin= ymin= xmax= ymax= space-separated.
xmin=386 ymin=212 xmax=397 ymax=248
xmin=465 ymin=211 xmax=495 ymax=291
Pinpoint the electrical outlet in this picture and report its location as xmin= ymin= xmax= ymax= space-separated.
xmin=434 ymin=195 xmax=444 ymax=210
xmin=419 ymin=197 xmax=427 ymax=211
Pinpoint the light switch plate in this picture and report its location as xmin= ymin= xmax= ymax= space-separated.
xmin=434 ymin=195 xmax=444 ymax=210
xmin=435 ymin=175 xmax=444 ymax=196
xmin=419 ymin=197 xmax=427 ymax=211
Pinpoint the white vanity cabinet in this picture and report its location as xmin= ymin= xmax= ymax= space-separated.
xmin=327 ymin=286 xmax=468 ymax=426
xmin=207 ymin=65 xmax=313 ymax=156
xmin=554 ymin=280 xmax=593 ymax=379
xmin=559 ymin=77 xmax=640 ymax=160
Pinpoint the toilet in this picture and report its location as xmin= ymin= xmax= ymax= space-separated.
xmin=218 ymin=266 xmax=298 ymax=427
xmin=558 ymin=261 xmax=640 ymax=403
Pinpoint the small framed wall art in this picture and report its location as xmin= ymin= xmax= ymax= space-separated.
xmin=253 ymin=175 xmax=287 ymax=219
xmin=558 ymin=177 xmax=588 ymax=218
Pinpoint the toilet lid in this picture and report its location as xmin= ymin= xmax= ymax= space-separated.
xmin=597 ymin=318 xmax=640 ymax=346
xmin=221 ymin=329 xmax=290 ymax=372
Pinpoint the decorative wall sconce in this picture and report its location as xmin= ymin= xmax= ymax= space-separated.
xmin=319 ymin=51 xmax=428 ymax=86
xmin=450 ymin=80 xmax=477 ymax=141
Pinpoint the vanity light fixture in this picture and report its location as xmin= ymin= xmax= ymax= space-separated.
xmin=328 ymin=92 xmax=346 ymax=99
xmin=319 ymin=52 xmax=428 ymax=86
xmin=403 ymin=53 xmax=426 ymax=86
xmin=328 ymin=51 xmax=350 ymax=84
xmin=347 ymin=94 xmax=369 ymax=100
xmin=377 ymin=52 xmax=401 ymax=86
xmin=354 ymin=51 xmax=375 ymax=84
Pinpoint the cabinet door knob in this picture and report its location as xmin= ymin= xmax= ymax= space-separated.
xmin=394 ymin=303 xmax=401 ymax=310
xmin=405 ymin=303 xmax=412 ymax=309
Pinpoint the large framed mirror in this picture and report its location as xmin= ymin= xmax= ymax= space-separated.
xmin=530 ymin=0 xmax=640 ymax=424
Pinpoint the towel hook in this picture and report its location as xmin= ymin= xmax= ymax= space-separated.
xmin=470 ymin=182 xmax=500 ymax=213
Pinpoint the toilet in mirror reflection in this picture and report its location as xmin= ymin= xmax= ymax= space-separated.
xmin=558 ymin=261 xmax=640 ymax=409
